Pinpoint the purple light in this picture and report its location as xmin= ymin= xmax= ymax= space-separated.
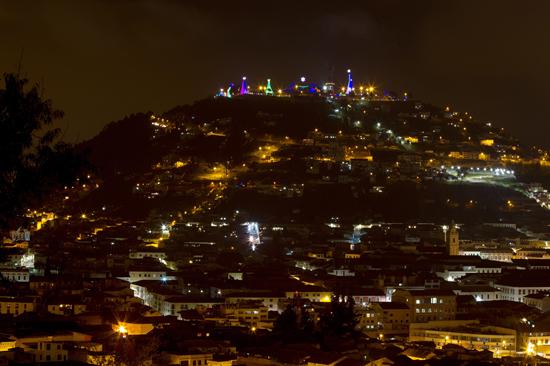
xmin=240 ymin=76 xmax=248 ymax=95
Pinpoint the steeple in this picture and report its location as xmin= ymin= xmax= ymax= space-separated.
xmin=447 ymin=224 xmax=459 ymax=256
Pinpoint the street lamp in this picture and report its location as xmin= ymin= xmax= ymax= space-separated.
xmin=116 ymin=324 xmax=128 ymax=338
xmin=527 ymin=342 xmax=535 ymax=356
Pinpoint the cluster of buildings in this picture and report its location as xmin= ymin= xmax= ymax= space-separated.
xmin=2 ymin=210 xmax=550 ymax=365
xmin=4 ymin=73 xmax=550 ymax=365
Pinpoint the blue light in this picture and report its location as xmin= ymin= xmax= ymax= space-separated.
xmin=346 ymin=69 xmax=353 ymax=95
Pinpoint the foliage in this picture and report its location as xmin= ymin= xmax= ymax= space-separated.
xmin=93 ymin=336 xmax=159 ymax=366
xmin=319 ymin=295 xmax=358 ymax=335
xmin=0 ymin=73 xmax=87 ymax=229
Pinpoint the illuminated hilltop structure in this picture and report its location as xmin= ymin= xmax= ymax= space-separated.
xmin=345 ymin=69 xmax=353 ymax=95
xmin=215 ymin=69 xmax=397 ymax=101
xmin=227 ymin=82 xmax=234 ymax=98
xmin=240 ymin=77 xmax=248 ymax=95
xmin=288 ymin=76 xmax=320 ymax=95
xmin=265 ymin=78 xmax=274 ymax=96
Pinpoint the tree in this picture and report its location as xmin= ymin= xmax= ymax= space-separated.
xmin=92 ymin=336 xmax=160 ymax=366
xmin=274 ymin=304 xmax=298 ymax=333
xmin=319 ymin=295 xmax=358 ymax=335
xmin=0 ymin=73 xmax=87 ymax=230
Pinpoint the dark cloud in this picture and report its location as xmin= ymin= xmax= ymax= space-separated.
xmin=1 ymin=0 xmax=549 ymax=147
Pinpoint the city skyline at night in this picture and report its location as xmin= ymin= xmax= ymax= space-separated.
xmin=2 ymin=1 xmax=550 ymax=365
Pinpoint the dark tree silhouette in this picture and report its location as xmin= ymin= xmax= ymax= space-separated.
xmin=274 ymin=304 xmax=298 ymax=333
xmin=319 ymin=295 xmax=358 ymax=335
xmin=0 ymin=73 xmax=87 ymax=230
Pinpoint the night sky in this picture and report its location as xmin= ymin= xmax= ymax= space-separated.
xmin=1 ymin=1 xmax=549 ymax=148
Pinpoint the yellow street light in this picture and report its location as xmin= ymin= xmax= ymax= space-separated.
xmin=116 ymin=324 xmax=128 ymax=337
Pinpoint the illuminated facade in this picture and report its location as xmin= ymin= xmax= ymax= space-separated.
xmin=0 ymin=268 xmax=29 ymax=282
xmin=523 ymin=292 xmax=550 ymax=312
xmin=409 ymin=320 xmax=516 ymax=356
xmin=526 ymin=331 xmax=550 ymax=358
xmin=285 ymin=290 xmax=333 ymax=303
xmin=359 ymin=302 xmax=410 ymax=335
xmin=222 ymin=302 xmax=269 ymax=327
xmin=225 ymin=293 xmax=283 ymax=312
xmin=0 ymin=296 xmax=36 ymax=316
xmin=392 ymin=289 xmax=456 ymax=323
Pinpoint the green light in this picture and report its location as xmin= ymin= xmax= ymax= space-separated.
xmin=265 ymin=78 xmax=274 ymax=96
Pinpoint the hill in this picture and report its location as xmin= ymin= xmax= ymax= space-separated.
xmin=72 ymin=93 xmax=550 ymax=232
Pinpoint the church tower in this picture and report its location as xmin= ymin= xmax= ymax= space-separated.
xmin=447 ymin=224 xmax=459 ymax=256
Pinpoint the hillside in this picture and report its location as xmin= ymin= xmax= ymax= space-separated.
xmin=72 ymin=93 xmax=550 ymax=234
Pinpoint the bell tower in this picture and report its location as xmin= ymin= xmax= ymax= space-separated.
xmin=447 ymin=224 xmax=459 ymax=256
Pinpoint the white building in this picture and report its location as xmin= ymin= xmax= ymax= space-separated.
xmin=496 ymin=273 xmax=550 ymax=302
xmin=118 ymin=269 xmax=175 ymax=283
xmin=436 ymin=265 xmax=501 ymax=282
xmin=327 ymin=268 xmax=355 ymax=277
xmin=225 ymin=292 xmax=284 ymax=312
xmin=285 ymin=287 xmax=332 ymax=303
xmin=453 ymin=286 xmax=502 ymax=302
xmin=409 ymin=320 xmax=516 ymax=354
xmin=523 ymin=292 xmax=550 ymax=312
xmin=161 ymin=297 xmax=224 ymax=317
xmin=0 ymin=268 xmax=29 ymax=282
xmin=460 ymin=248 xmax=514 ymax=263
xmin=129 ymin=250 xmax=167 ymax=260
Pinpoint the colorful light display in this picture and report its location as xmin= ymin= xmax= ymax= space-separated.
xmin=227 ymin=82 xmax=234 ymax=98
xmin=217 ymin=72 xmax=382 ymax=99
xmin=346 ymin=69 xmax=353 ymax=95
xmin=265 ymin=78 xmax=274 ymax=96
xmin=240 ymin=77 xmax=248 ymax=95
